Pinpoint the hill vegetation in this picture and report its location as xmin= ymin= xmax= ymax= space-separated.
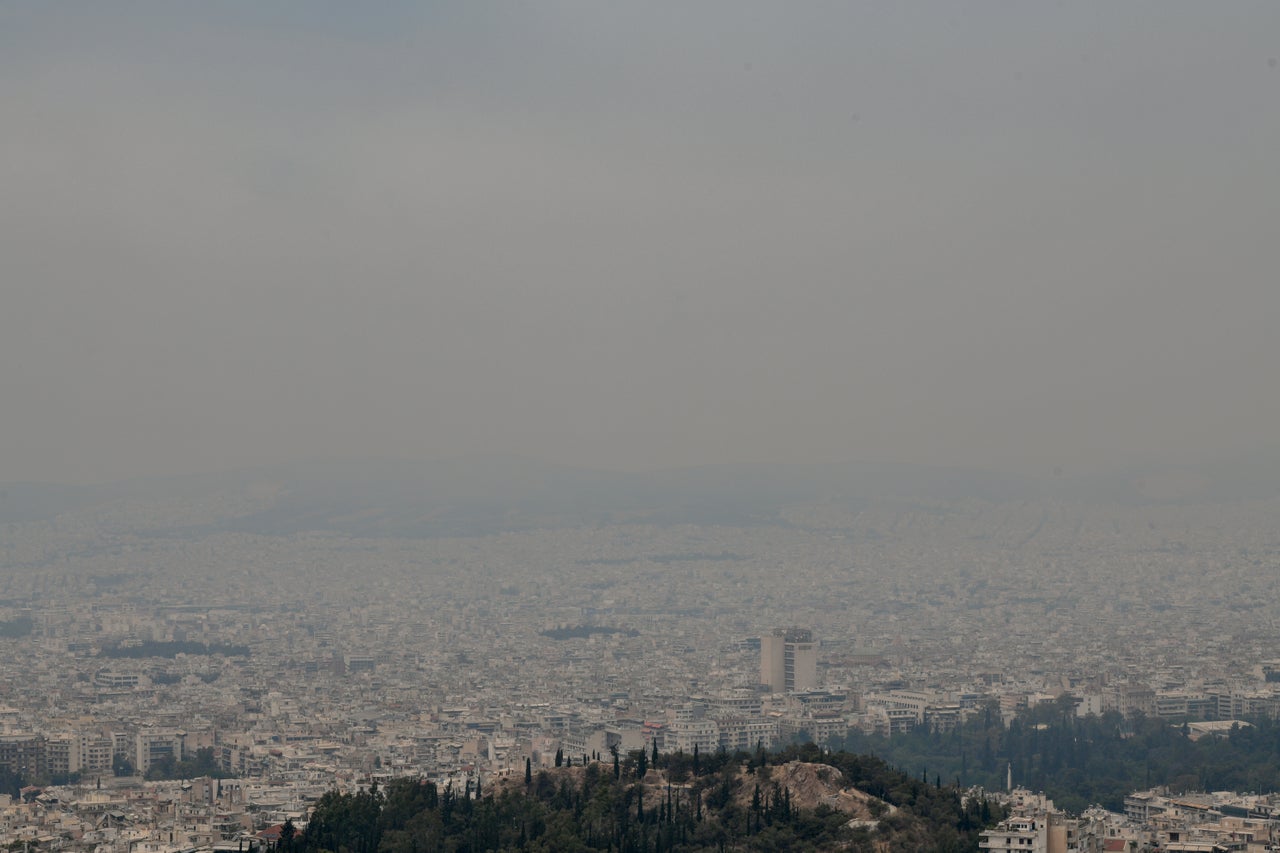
xmin=292 ymin=743 xmax=1005 ymax=852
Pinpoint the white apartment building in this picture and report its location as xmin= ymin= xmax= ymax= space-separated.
xmin=760 ymin=628 xmax=817 ymax=694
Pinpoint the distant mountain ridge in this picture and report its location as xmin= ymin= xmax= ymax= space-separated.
xmin=3 ymin=451 xmax=1279 ymax=536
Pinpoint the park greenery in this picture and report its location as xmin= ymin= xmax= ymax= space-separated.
xmin=538 ymin=626 xmax=640 ymax=642
xmin=143 ymin=746 xmax=234 ymax=781
xmin=0 ymin=616 xmax=33 ymax=638
xmin=99 ymin=640 xmax=250 ymax=658
xmin=836 ymin=699 xmax=1280 ymax=815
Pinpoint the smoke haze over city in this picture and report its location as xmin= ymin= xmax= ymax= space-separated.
xmin=4 ymin=2 xmax=1280 ymax=485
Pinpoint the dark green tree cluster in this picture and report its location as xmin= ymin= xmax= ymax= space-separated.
xmin=539 ymin=626 xmax=639 ymax=642
xmin=144 ymin=746 xmax=234 ymax=781
xmin=304 ymin=783 xmax=388 ymax=853
xmin=100 ymin=640 xmax=250 ymax=658
xmin=839 ymin=699 xmax=1280 ymax=814
xmin=294 ymin=746 xmax=1005 ymax=853
xmin=0 ymin=616 xmax=33 ymax=638
xmin=0 ymin=768 xmax=23 ymax=799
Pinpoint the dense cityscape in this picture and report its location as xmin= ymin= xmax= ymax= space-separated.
xmin=4 ymin=473 xmax=1280 ymax=851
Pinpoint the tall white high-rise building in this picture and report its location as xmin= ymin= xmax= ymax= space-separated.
xmin=760 ymin=628 xmax=817 ymax=693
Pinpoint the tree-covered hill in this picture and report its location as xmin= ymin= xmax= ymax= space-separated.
xmin=292 ymin=743 xmax=1005 ymax=853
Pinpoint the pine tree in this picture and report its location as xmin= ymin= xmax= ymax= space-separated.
xmin=525 ymin=757 xmax=532 ymax=787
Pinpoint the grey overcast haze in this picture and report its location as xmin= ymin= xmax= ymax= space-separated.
xmin=3 ymin=2 xmax=1280 ymax=486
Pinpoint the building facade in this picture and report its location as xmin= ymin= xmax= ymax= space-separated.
xmin=760 ymin=628 xmax=817 ymax=693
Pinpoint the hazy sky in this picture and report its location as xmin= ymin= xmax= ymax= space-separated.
xmin=3 ymin=3 xmax=1279 ymax=483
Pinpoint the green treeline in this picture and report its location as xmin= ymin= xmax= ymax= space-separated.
xmin=0 ymin=768 xmax=24 ymax=799
xmin=838 ymin=699 xmax=1280 ymax=814
xmin=0 ymin=747 xmax=235 ymax=792
xmin=0 ymin=616 xmax=33 ymax=638
xmin=539 ymin=626 xmax=639 ymax=641
xmin=99 ymin=640 xmax=250 ymax=658
xmin=145 ymin=746 xmax=234 ymax=781
xmin=291 ymin=744 xmax=1005 ymax=853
